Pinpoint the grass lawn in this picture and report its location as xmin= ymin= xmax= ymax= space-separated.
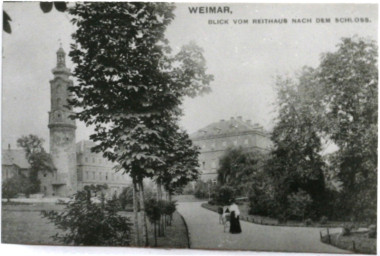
xmin=2 ymin=202 xmax=189 ymax=248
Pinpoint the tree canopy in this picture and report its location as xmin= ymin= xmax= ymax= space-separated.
xmin=266 ymin=37 xmax=377 ymax=221
xmin=17 ymin=134 xmax=55 ymax=194
xmin=317 ymin=37 xmax=377 ymax=221
xmin=68 ymin=3 xmax=213 ymax=180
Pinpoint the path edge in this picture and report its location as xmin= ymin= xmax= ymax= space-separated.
xmin=177 ymin=211 xmax=191 ymax=249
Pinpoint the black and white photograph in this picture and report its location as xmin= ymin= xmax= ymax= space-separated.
xmin=1 ymin=2 xmax=378 ymax=255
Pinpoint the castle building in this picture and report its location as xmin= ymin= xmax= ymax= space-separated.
xmin=190 ymin=116 xmax=272 ymax=182
xmin=2 ymin=47 xmax=131 ymax=197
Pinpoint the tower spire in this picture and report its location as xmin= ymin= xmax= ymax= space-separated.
xmin=56 ymin=45 xmax=66 ymax=68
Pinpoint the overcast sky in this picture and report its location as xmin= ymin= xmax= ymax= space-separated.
xmin=2 ymin=2 xmax=377 ymax=150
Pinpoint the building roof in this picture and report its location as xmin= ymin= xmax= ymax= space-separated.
xmin=76 ymin=140 xmax=97 ymax=153
xmin=2 ymin=149 xmax=30 ymax=169
xmin=190 ymin=116 xmax=266 ymax=140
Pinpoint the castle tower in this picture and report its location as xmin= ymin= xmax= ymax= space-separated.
xmin=47 ymin=47 xmax=77 ymax=196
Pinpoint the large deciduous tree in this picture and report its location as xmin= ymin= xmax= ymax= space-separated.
xmin=318 ymin=37 xmax=377 ymax=221
xmin=268 ymin=37 xmax=377 ymax=221
xmin=267 ymin=68 xmax=326 ymax=219
xmin=17 ymin=134 xmax=55 ymax=194
xmin=68 ymin=2 xmax=213 ymax=246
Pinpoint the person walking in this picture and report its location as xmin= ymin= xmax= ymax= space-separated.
xmin=229 ymin=199 xmax=242 ymax=234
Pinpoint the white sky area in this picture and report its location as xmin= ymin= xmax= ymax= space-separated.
xmin=2 ymin=3 xmax=377 ymax=152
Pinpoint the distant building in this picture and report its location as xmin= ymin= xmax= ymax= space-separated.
xmin=2 ymin=47 xmax=131 ymax=197
xmin=2 ymin=146 xmax=30 ymax=181
xmin=76 ymin=140 xmax=131 ymax=196
xmin=190 ymin=116 xmax=272 ymax=182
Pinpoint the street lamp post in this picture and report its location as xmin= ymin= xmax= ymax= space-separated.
xmin=207 ymin=182 xmax=211 ymax=202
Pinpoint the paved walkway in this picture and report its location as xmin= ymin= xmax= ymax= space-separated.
xmin=177 ymin=201 xmax=350 ymax=253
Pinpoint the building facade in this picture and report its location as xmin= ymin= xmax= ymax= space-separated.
xmin=190 ymin=116 xmax=272 ymax=181
xmin=76 ymin=140 xmax=131 ymax=196
xmin=2 ymin=146 xmax=30 ymax=181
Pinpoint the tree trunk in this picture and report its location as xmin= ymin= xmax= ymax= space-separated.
xmin=138 ymin=180 xmax=149 ymax=246
xmin=161 ymin=214 xmax=165 ymax=236
xmin=157 ymin=180 xmax=162 ymax=200
xmin=154 ymin=221 xmax=157 ymax=247
xmin=132 ymin=179 xmax=140 ymax=246
xmin=157 ymin=180 xmax=164 ymax=236
xmin=168 ymin=192 xmax=172 ymax=202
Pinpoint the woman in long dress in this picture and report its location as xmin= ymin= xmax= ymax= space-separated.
xmin=229 ymin=200 xmax=242 ymax=234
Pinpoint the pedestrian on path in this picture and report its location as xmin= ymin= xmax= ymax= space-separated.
xmin=218 ymin=206 xmax=224 ymax=224
xmin=229 ymin=200 xmax=242 ymax=234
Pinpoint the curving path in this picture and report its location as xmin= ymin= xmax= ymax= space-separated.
xmin=177 ymin=201 xmax=350 ymax=253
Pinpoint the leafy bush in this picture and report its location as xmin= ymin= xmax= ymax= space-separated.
xmin=249 ymin=189 xmax=277 ymax=217
xmin=277 ymin=213 xmax=288 ymax=224
xmin=304 ymin=218 xmax=312 ymax=226
xmin=194 ymin=180 xmax=208 ymax=198
xmin=213 ymin=185 xmax=235 ymax=206
xmin=118 ymin=187 xmax=133 ymax=209
xmin=2 ymin=175 xmax=31 ymax=201
xmin=145 ymin=199 xmax=162 ymax=223
xmin=42 ymin=187 xmax=132 ymax=246
xmin=320 ymin=216 xmax=328 ymax=224
xmin=287 ymin=190 xmax=313 ymax=221
xmin=163 ymin=200 xmax=177 ymax=217
xmin=208 ymin=200 xmax=215 ymax=205
xmin=341 ymin=223 xmax=354 ymax=236
xmin=368 ymin=224 xmax=376 ymax=238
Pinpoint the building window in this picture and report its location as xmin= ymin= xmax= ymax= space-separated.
xmin=202 ymin=161 xmax=206 ymax=169
xmin=86 ymin=171 xmax=89 ymax=180
xmin=92 ymin=172 xmax=95 ymax=179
